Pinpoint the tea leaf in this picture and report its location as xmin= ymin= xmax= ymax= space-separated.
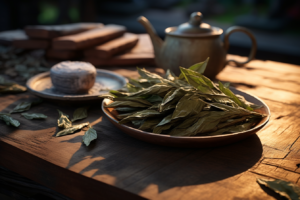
xmin=105 ymin=100 xmax=150 ymax=108
xmin=257 ymin=178 xmax=300 ymax=200
xmin=82 ymin=126 xmax=97 ymax=146
xmin=56 ymin=122 xmax=89 ymax=137
xmin=21 ymin=113 xmax=47 ymax=119
xmin=0 ymin=114 xmax=20 ymax=127
xmin=115 ymin=107 xmax=143 ymax=112
xmin=10 ymin=102 xmax=31 ymax=113
xmin=165 ymin=69 xmax=176 ymax=81
xmin=119 ymin=110 xmax=164 ymax=124
xmin=113 ymin=97 xmax=152 ymax=106
xmin=57 ymin=110 xmax=72 ymax=129
xmin=71 ymin=106 xmax=89 ymax=122
xmin=219 ymin=81 xmax=253 ymax=111
xmin=139 ymin=118 xmax=164 ymax=131
xmin=172 ymin=94 xmax=206 ymax=120
xmin=0 ymin=84 xmax=27 ymax=94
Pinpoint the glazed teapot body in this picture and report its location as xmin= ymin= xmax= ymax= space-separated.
xmin=138 ymin=12 xmax=256 ymax=79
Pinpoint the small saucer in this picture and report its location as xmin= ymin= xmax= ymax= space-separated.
xmin=26 ymin=69 xmax=127 ymax=101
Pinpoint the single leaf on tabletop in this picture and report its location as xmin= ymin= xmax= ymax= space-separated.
xmin=0 ymin=114 xmax=20 ymax=127
xmin=21 ymin=113 xmax=47 ymax=120
xmin=10 ymin=102 xmax=31 ymax=113
xmin=257 ymin=178 xmax=300 ymax=200
xmin=57 ymin=109 xmax=72 ymax=129
xmin=82 ymin=126 xmax=97 ymax=146
xmin=71 ymin=106 xmax=89 ymax=122
xmin=0 ymin=84 xmax=27 ymax=93
xmin=56 ymin=122 xmax=89 ymax=137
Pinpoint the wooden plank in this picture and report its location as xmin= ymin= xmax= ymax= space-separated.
xmin=84 ymin=34 xmax=155 ymax=66
xmin=52 ymin=25 xmax=126 ymax=50
xmin=84 ymin=33 xmax=139 ymax=59
xmin=25 ymin=23 xmax=104 ymax=39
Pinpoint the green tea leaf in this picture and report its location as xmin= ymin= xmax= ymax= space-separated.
xmin=113 ymin=97 xmax=152 ymax=106
xmin=153 ymin=123 xmax=173 ymax=134
xmin=139 ymin=117 xmax=164 ymax=131
xmin=146 ymin=95 xmax=163 ymax=103
xmin=0 ymin=114 xmax=20 ymax=127
xmin=119 ymin=110 xmax=165 ymax=124
xmin=71 ymin=106 xmax=89 ymax=122
xmin=132 ymin=119 xmax=145 ymax=126
xmin=115 ymin=107 xmax=143 ymax=113
xmin=172 ymin=94 xmax=206 ymax=120
xmin=159 ymin=88 xmax=185 ymax=112
xmin=165 ymin=69 xmax=176 ymax=81
xmin=218 ymin=81 xmax=253 ymax=111
xmin=57 ymin=110 xmax=72 ymax=129
xmin=10 ymin=102 xmax=31 ymax=113
xmin=21 ymin=113 xmax=47 ymax=119
xmin=257 ymin=178 xmax=300 ymax=200
xmin=178 ymin=58 xmax=209 ymax=79
xmin=56 ymin=122 xmax=89 ymax=137
xmin=128 ymin=83 xmax=174 ymax=97
xmin=82 ymin=126 xmax=97 ymax=146
xmin=105 ymin=100 xmax=150 ymax=108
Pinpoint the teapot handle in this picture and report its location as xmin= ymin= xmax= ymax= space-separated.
xmin=224 ymin=26 xmax=257 ymax=66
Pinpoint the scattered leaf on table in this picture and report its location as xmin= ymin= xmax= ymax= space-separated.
xmin=82 ymin=126 xmax=97 ymax=146
xmin=0 ymin=84 xmax=27 ymax=94
xmin=257 ymin=178 xmax=300 ymax=200
xmin=21 ymin=113 xmax=47 ymax=120
xmin=56 ymin=122 xmax=89 ymax=137
xmin=71 ymin=106 xmax=89 ymax=122
xmin=0 ymin=114 xmax=20 ymax=127
xmin=10 ymin=102 xmax=31 ymax=113
xmin=57 ymin=110 xmax=72 ymax=129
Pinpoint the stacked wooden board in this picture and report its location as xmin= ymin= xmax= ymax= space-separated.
xmin=1 ymin=23 xmax=155 ymax=66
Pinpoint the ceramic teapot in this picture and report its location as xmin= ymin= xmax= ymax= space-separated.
xmin=138 ymin=12 xmax=257 ymax=79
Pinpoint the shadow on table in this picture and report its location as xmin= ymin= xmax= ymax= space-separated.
xmin=62 ymin=115 xmax=263 ymax=194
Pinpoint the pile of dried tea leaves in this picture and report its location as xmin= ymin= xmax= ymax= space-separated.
xmin=0 ymin=46 xmax=50 ymax=81
xmin=103 ymin=58 xmax=266 ymax=137
xmin=56 ymin=107 xmax=97 ymax=146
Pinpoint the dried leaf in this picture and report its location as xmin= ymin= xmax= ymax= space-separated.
xmin=0 ymin=84 xmax=27 ymax=93
xmin=56 ymin=122 xmax=89 ymax=137
xmin=119 ymin=110 xmax=164 ymax=124
xmin=257 ymin=178 xmax=300 ymax=200
xmin=10 ymin=102 xmax=31 ymax=113
xmin=0 ymin=114 xmax=20 ymax=127
xmin=21 ymin=113 xmax=47 ymax=120
xmin=105 ymin=100 xmax=150 ymax=108
xmin=57 ymin=110 xmax=72 ymax=129
xmin=71 ymin=106 xmax=89 ymax=122
xmin=82 ymin=126 xmax=97 ymax=146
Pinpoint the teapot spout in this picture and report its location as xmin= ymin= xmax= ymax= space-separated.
xmin=137 ymin=16 xmax=163 ymax=56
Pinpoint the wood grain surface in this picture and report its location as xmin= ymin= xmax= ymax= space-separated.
xmin=52 ymin=25 xmax=126 ymax=50
xmin=85 ymin=34 xmax=155 ymax=66
xmin=0 ymin=56 xmax=299 ymax=200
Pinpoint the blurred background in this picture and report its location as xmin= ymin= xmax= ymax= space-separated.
xmin=0 ymin=0 xmax=299 ymax=65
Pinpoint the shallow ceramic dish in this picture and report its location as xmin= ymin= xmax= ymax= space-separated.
xmin=102 ymin=88 xmax=270 ymax=148
xmin=27 ymin=69 xmax=127 ymax=101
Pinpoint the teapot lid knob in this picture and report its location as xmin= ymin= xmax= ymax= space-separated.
xmin=189 ymin=12 xmax=202 ymax=27
xmin=174 ymin=11 xmax=211 ymax=35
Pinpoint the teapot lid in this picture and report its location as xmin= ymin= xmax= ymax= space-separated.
xmin=166 ymin=12 xmax=222 ymax=37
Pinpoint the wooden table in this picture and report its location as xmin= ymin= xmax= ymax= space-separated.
xmin=0 ymin=55 xmax=299 ymax=200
